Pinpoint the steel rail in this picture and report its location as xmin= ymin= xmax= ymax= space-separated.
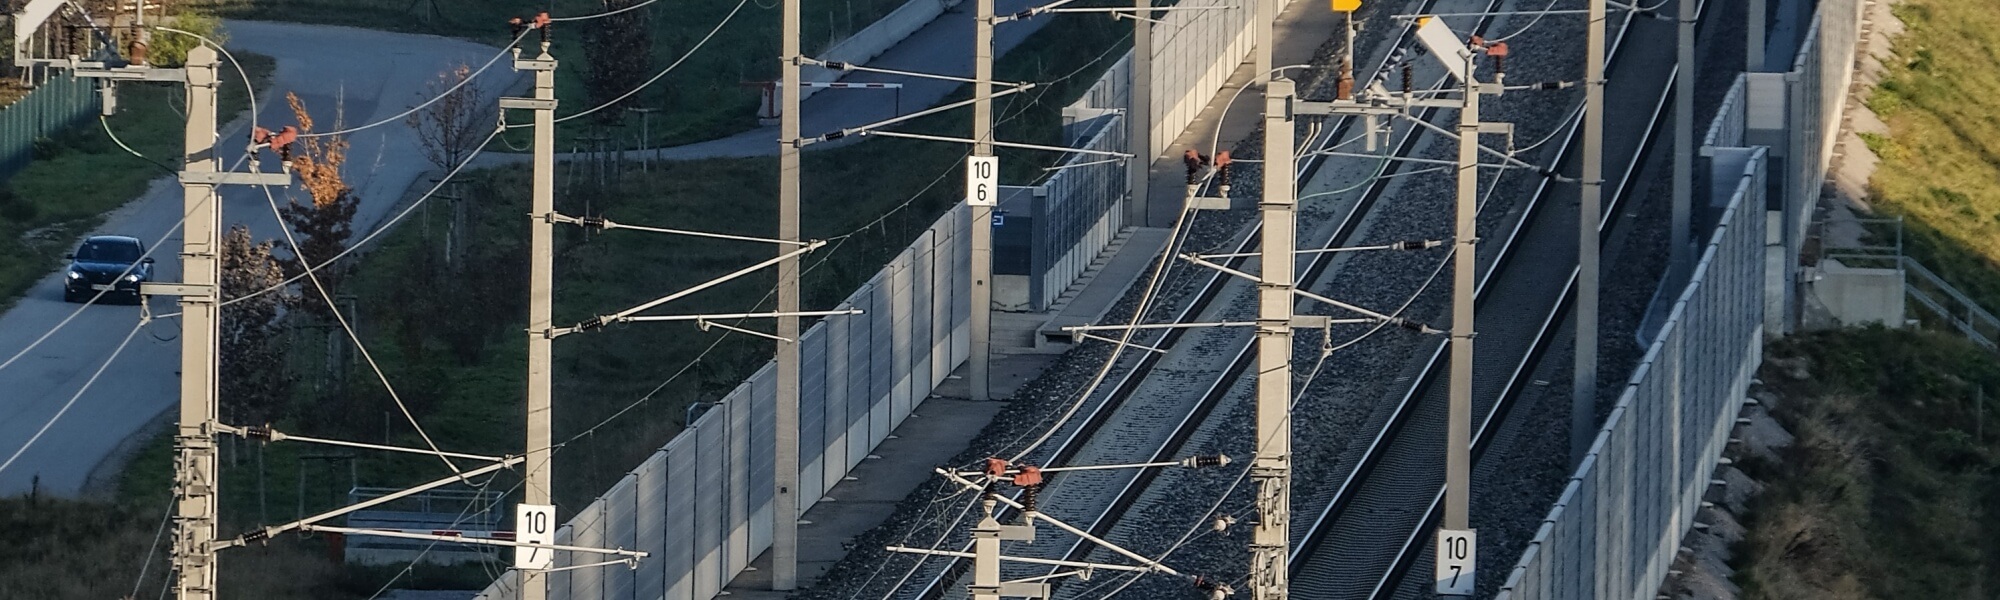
xmin=1355 ymin=17 xmax=1699 ymax=598
xmin=901 ymin=0 xmax=1513 ymax=595
xmin=1288 ymin=0 xmax=1704 ymax=596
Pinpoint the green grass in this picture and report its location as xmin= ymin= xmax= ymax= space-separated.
xmin=1859 ymin=0 xmax=2000 ymax=314
xmin=0 ymin=52 xmax=273 ymax=310
xmin=1734 ymin=328 xmax=2000 ymax=599
xmin=189 ymin=0 xmax=913 ymax=150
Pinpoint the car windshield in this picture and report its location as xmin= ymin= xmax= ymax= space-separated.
xmin=76 ymin=240 xmax=143 ymax=263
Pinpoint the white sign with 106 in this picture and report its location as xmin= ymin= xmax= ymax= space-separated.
xmin=1435 ymin=528 xmax=1476 ymax=595
xmin=966 ymin=156 xmax=998 ymax=207
xmin=516 ymin=503 xmax=556 ymax=570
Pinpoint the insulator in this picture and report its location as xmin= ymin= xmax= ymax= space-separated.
xmin=577 ymin=316 xmax=608 ymax=332
xmin=984 ymin=457 xmax=1008 ymax=478
xmin=580 ymin=215 xmax=608 ymax=229
xmin=245 ymin=423 xmax=275 ymax=441
xmin=1181 ymin=455 xmax=1230 ymax=468
xmin=1011 ymin=465 xmax=1044 ymax=487
xmin=1402 ymin=63 xmax=1414 ymax=94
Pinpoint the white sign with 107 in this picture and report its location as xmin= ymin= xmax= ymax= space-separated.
xmin=966 ymin=156 xmax=998 ymax=207
xmin=516 ymin=503 xmax=556 ymax=570
xmin=1435 ymin=528 xmax=1476 ymax=595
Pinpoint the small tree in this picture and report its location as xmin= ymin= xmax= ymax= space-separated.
xmin=146 ymin=11 xmax=226 ymax=68
xmin=405 ymin=62 xmax=492 ymax=172
xmin=406 ymin=63 xmax=492 ymax=267
xmin=277 ymin=92 xmax=359 ymax=318
xmin=582 ymin=0 xmax=654 ymax=123
xmin=219 ymin=225 xmax=292 ymax=426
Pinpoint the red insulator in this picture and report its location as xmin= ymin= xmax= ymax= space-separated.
xmin=1011 ymin=465 xmax=1043 ymax=487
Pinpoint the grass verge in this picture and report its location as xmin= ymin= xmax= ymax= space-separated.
xmin=0 ymin=52 xmax=274 ymax=310
xmin=1858 ymin=0 xmax=2000 ymax=312
xmin=1735 ymin=328 xmax=2000 ymax=599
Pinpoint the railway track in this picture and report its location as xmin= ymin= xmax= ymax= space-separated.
xmin=1286 ymin=0 xmax=1709 ymax=597
xmin=892 ymin=0 xmax=1572 ymax=595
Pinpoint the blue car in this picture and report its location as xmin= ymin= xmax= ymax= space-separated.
xmin=63 ymin=235 xmax=153 ymax=304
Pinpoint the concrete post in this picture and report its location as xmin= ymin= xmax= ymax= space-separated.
xmin=970 ymin=0 xmax=994 ymax=400
xmin=1573 ymin=0 xmax=1606 ymax=467
xmin=971 ymin=499 xmax=1002 ymax=600
xmin=521 ymin=40 xmax=558 ymax=600
xmin=170 ymin=45 xmax=220 ymax=600
xmin=1748 ymin=0 xmax=1765 ymax=71
xmin=1249 ymin=77 xmax=1295 ymax=600
xmin=1443 ymin=50 xmax=1478 ymax=593
xmin=774 ymin=0 xmax=804 ymax=583
xmin=1128 ymin=0 xmax=1153 ymax=226
xmin=1671 ymin=0 xmax=1695 ymax=279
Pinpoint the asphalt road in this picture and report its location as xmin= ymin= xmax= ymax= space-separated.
xmin=0 ymin=21 xmax=513 ymax=498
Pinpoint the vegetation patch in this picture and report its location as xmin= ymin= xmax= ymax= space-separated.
xmin=1859 ymin=0 xmax=2000 ymax=312
xmin=1735 ymin=328 xmax=2000 ymax=599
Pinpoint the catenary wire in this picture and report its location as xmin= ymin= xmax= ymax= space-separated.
xmin=541 ymin=22 xmax=1136 ymax=454
xmin=100 ymin=115 xmax=177 ymax=175
xmin=0 ymin=316 xmax=148 ymax=476
xmin=901 ymin=20 xmax=1521 ymax=591
xmin=127 ymin=496 xmax=175 ymax=599
xmin=549 ymin=0 xmax=752 ymax=124
xmin=255 ymin=175 xmax=469 ymax=477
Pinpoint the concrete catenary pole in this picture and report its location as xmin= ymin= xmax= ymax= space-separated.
xmin=969 ymin=0 xmax=995 ymax=401
xmin=1670 ymin=0 xmax=1694 ymax=278
xmin=774 ymin=0 xmax=804 ymax=584
xmin=1572 ymin=0 xmax=1606 ymax=466
xmin=1442 ymin=48 xmax=1479 ymax=594
xmin=171 ymin=44 xmax=221 ymax=600
xmin=521 ymin=38 xmax=558 ymax=600
xmin=1127 ymin=0 xmax=1152 ymax=226
xmin=1747 ymin=0 xmax=1765 ymax=71
xmin=1249 ymin=76 xmax=1295 ymax=600
xmin=1253 ymin=0 xmax=1272 ymax=85
xmin=970 ymin=497 xmax=1003 ymax=600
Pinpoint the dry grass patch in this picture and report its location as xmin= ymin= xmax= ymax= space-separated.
xmin=1737 ymin=328 xmax=2000 ymax=599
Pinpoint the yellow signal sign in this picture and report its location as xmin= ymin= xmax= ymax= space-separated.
xmin=1331 ymin=0 xmax=1360 ymax=12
